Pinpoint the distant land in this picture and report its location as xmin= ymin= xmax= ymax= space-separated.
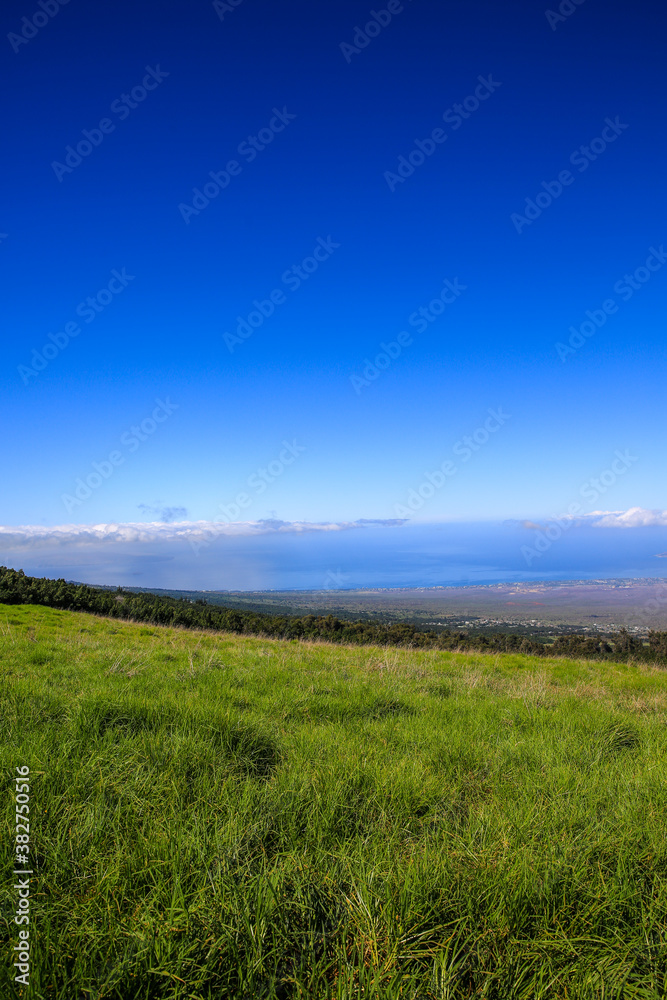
xmin=83 ymin=578 xmax=667 ymax=640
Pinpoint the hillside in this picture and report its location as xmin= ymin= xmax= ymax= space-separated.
xmin=2 ymin=603 xmax=667 ymax=998
xmin=4 ymin=566 xmax=667 ymax=665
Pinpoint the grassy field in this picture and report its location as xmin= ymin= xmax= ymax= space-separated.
xmin=2 ymin=603 xmax=667 ymax=999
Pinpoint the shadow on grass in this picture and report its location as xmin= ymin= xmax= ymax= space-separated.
xmin=595 ymin=721 xmax=642 ymax=759
xmin=73 ymin=700 xmax=283 ymax=778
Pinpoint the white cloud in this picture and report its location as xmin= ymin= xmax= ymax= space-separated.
xmin=0 ymin=518 xmax=407 ymax=550
xmin=516 ymin=506 xmax=667 ymax=529
xmin=588 ymin=507 xmax=667 ymax=528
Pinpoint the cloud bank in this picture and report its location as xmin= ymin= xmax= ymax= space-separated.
xmin=0 ymin=518 xmax=407 ymax=550
xmin=2 ymin=509 xmax=665 ymax=555
xmin=516 ymin=507 xmax=667 ymax=530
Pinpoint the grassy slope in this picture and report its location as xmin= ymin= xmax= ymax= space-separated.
xmin=1 ymin=603 xmax=667 ymax=1000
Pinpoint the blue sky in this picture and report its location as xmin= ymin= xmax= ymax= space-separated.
xmin=1 ymin=0 xmax=666 ymax=587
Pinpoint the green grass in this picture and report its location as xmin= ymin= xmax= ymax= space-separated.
xmin=2 ymin=603 xmax=667 ymax=999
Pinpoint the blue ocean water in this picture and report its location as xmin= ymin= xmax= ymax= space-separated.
xmin=5 ymin=521 xmax=667 ymax=591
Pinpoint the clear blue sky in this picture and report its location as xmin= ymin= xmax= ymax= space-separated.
xmin=1 ymin=0 xmax=666 ymax=587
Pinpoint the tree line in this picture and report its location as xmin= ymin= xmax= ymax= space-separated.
xmin=1 ymin=566 xmax=666 ymax=665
